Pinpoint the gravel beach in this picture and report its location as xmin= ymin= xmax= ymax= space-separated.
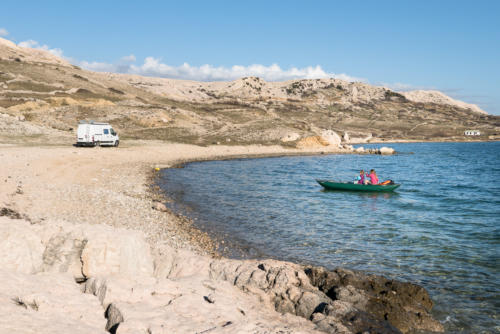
xmin=0 ymin=141 xmax=443 ymax=333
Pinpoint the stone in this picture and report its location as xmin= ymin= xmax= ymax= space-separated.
xmin=379 ymin=147 xmax=395 ymax=155
xmin=152 ymin=201 xmax=168 ymax=212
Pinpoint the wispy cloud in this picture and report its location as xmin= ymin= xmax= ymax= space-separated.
xmin=377 ymin=82 xmax=438 ymax=92
xmin=0 ymin=28 xmax=8 ymax=37
xmin=18 ymin=39 xmax=64 ymax=58
xmin=80 ymin=56 xmax=363 ymax=82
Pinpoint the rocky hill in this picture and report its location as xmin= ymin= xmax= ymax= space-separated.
xmin=1 ymin=37 xmax=498 ymax=146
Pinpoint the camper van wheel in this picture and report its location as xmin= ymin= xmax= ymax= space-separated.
xmin=114 ymin=140 xmax=119 ymax=147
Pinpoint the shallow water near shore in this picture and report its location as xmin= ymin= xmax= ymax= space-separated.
xmin=158 ymin=142 xmax=500 ymax=333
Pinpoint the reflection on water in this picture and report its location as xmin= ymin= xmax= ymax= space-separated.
xmin=320 ymin=189 xmax=398 ymax=211
xmin=159 ymin=142 xmax=500 ymax=333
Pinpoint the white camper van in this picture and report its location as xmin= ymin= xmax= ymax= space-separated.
xmin=76 ymin=121 xmax=119 ymax=147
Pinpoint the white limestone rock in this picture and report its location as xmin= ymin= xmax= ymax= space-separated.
xmin=80 ymin=224 xmax=154 ymax=279
xmin=0 ymin=217 xmax=44 ymax=274
xmin=320 ymin=130 xmax=342 ymax=147
xmin=343 ymin=132 xmax=350 ymax=143
xmin=0 ymin=270 xmax=106 ymax=333
xmin=379 ymin=147 xmax=395 ymax=155
xmin=83 ymin=273 xmax=319 ymax=334
xmin=0 ymin=217 xmax=154 ymax=279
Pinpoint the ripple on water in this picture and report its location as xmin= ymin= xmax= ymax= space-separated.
xmin=159 ymin=142 xmax=500 ymax=333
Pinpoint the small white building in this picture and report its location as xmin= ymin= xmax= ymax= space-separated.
xmin=464 ymin=130 xmax=481 ymax=136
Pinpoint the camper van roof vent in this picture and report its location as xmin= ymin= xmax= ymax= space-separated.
xmin=78 ymin=120 xmax=109 ymax=125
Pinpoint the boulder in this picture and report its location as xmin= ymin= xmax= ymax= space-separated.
xmin=296 ymin=136 xmax=330 ymax=149
xmin=379 ymin=147 xmax=395 ymax=155
xmin=354 ymin=147 xmax=365 ymax=153
xmin=320 ymin=130 xmax=342 ymax=147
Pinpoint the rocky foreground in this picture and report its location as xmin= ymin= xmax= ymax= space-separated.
xmin=0 ymin=143 xmax=443 ymax=333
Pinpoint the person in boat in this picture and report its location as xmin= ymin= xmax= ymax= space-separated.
xmin=354 ymin=170 xmax=365 ymax=184
xmin=366 ymin=169 xmax=379 ymax=185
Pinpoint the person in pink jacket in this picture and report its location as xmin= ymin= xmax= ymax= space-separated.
xmin=366 ymin=169 xmax=379 ymax=185
xmin=355 ymin=170 xmax=366 ymax=184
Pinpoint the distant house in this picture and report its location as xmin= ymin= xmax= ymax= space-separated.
xmin=464 ymin=130 xmax=481 ymax=136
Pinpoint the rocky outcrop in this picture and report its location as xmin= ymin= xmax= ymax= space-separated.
xmin=305 ymin=266 xmax=444 ymax=333
xmin=209 ymin=259 xmax=443 ymax=333
xmin=0 ymin=214 xmax=442 ymax=334
xmin=82 ymin=263 xmax=320 ymax=334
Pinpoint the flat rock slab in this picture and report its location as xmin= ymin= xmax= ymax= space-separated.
xmin=0 ymin=270 xmax=106 ymax=333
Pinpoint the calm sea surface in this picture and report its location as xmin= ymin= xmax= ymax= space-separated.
xmin=158 ymin=142 xmax=500 ymax=333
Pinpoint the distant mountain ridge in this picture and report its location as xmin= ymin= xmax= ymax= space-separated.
xmin=1 ymin=37 xmax=498 ymax=145
xmin=108 ymin=73 xmax=487 ymax=115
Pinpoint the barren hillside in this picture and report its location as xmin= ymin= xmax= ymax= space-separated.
xmin=1 ymin=37 xmax=498 ymax=146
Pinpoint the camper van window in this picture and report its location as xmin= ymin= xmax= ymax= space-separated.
xmin=103 ymin=129 xmax=109 ymax=134
xmin=111 ymin=129 xmax=116 ymax=135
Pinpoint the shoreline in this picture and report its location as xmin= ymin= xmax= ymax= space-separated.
xmin=0 ymin=141 xmax=444 ymax=333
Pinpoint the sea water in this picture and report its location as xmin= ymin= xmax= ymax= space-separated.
xmin=158 ymin=142 xmax=500 ymax=333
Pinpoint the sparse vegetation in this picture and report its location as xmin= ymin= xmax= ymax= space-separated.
xmin=73 ymin=74 xmax=88 ymax=81
xmin=0 ymin=55 xmax=497 ymax=146
xmin=384 ymin=90 xmax=407 ymax=101
xmin=108 ymin=87 xmax=125 ymax=95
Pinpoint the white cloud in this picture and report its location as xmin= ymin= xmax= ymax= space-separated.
xmin=128 ymin=58 xmax=363 ymax=82
xmin=80 ymin=56 xmax=363 ymax=82
xmin=18 ymin=39 xmax=64 ymax=58
xmin=79 ymin=54 xmax=136 ymax=73
xmin=12 ymin=35 xmax=362 ymax=82
xmin=0 ymin=28 xmax=8 ymax=37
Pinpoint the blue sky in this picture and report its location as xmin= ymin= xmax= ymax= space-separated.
xmin=1 ymin=0 xmax=499 ymax=114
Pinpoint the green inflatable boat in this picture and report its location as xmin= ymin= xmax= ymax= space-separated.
xmin=317 ymin=179 xmax=400 ymax=192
